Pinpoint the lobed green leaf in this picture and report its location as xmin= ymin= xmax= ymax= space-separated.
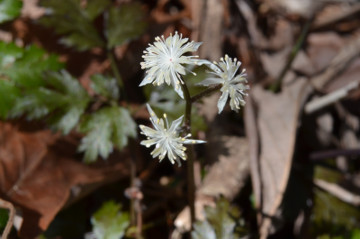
xmin=106 ymin=3 xmax=146 ymax=49
xmin=78 ymin=106 xmax=136 ymax=163
xmin=90 ymin=74 xmax=119 ymax=101
xmin=91 ymin=201 xmax=129 ymax=239
xmin=39 ymin=0 xmax=110 ymax=50
xmin=191 ymin=198 xmax=240 ymax=239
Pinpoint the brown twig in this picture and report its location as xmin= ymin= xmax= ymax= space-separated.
xmin=314 ymin=179 xmax=360 ymax=206
xmin=0 ymin=199 xmax=15 ymax=239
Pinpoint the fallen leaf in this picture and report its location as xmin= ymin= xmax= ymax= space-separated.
xmin=248 ymin=79 xmax=311 ymax=239
xmin=0 ymin=122 xmax=131 ymax=238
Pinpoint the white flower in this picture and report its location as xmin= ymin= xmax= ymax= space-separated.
xmin=199 ymin=55 xmax=249 ymax=113
xmin=139 ymin=32 xmax=204 ymax=98
xmin=139 ymin=104 xmax=205 ymax=166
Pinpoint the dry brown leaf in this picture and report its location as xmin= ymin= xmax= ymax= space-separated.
xmin=248 ymin=79 xmax=312 ymax=239
xmin=0 ymin=122 xmax=130 ymax=238
xmin=197 ymin=0 xmax=224 ymax=61
xmin=173 ymin=136 xmax=250 ymax=233
xmin=235 ymin=1 xmax=295 ymax=51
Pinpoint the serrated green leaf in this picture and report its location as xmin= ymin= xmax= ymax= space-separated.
xmin=206 ymin=199 xmax=236 ymax=239
xmin=191 ymin=198 xmax=239 ymax=239
xmin=90 ymin=74 xmax=119 ymax=100
xmin=46 ymin=71 xmax=90 ymax=134
xmin=106 ymin=3 xmax=146 ymax=49
xmin=0 ymin=43 xmax=64 ymax=88
xmin=39 ymin=0 xmax=109 ymax=51
xmin=192 ymin=220 xmax=216 ymax=239
xmin=112 ymin=106 xmax=137 ymax=149
xmin=91 ymin=201 xmax=129 ymax=239
xmin=0 ymin=0 xmax=22 ymax=23
xmin=78 ymin=106 xmax=136 ymax=163
xmin=9 ymin=70 xmax=90 ymax=134
xmin=0 ymin=42 xmax=64 ymax=118
xmin=78 ymin=118 xmax=113 ymax=163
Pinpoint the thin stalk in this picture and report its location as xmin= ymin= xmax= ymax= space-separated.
xmin=180 ymin=81 xmax=196 ymax=227
xmin=107 ymin=50 xmax=138 ymax=231
xmin=107 ymin=50 xmax=127 ymax=99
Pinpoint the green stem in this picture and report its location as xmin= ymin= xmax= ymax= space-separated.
xmin=107 ymin=50 xmax=126 ymax=98
xmin=180 ymin=81 xmax=196 ymax=228
xmin=191 ymin=84 xmax=222 ymax=103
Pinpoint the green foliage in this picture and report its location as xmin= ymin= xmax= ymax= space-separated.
xmin=191 ymin=198 xmax=242 ymax=239
xmin=78 ymin=106 xmax=136 ymax=163
xmin=91 ymin=201 xmax=129 ymax=239
xmin=0 ymin=0 xmax=22 ymax=23
xmin=39 ymin=0 xmax=109 ymax=50
xmin=310 ymin=166 xmax=360 ymax=238
xmin=9 ymin=70 xmax=90 ymax=134
xmin=0 ymin=42 xmax=64 ymax=118
xmin=39 ymin=0 xmax=146 ymax=51
xmin=0 ymin=42 xmax=64 ymax=88
xmin=106 ymin=3 xmax=146 ymax=49
xmin=90 ymin=74 xmax=119 ymax=101
xmin=0 ymin=80 xmax=19 ymax=118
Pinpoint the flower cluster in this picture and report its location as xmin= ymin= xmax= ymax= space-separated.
xmin=139 ymin=32 xmax=249 ymax=165
xmin=140 ymin=32 xmax=203 ymax=98
xmin=198 ymin=55 xmax=249 ymax=113
xmin=139 ymin=104 xmax=205 ymax=166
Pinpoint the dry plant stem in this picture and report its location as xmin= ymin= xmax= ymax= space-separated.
xmin=180 ymin=81 xmax=196 ymax=228
xmin=314 ymin=179 xmax=360 ymax=206
xmin=135 ymin=198 xmax=143 ymax=239
xmin=305 ymin=81 xmax=359 ymax=114
xmin=191 ymin=84 xmax=222 ymax=103
xmin=0 ymin=199 xmax=15 ymax=239
xmin=270 ymin=18 xmax=312 ymax=92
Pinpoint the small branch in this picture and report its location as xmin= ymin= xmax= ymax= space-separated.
xmin=190 ymin=84 xmax=222 ymax=103
xmin=0 ymin=199 xmax=15 ymax=239
xmin=305 ymin=81 xmax=359 ymax=114
xmin=314 ymin=179 xmax=360 ymax=206
xmin=310 ymin=148 xmax=360 ymax=161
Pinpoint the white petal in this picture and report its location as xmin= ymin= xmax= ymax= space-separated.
xmin=169 ymin=115 xmax=184 ymax=132
xmin=217 ymin=91 xmax=229 ymax=114
xmin=183 ymin=139 xmax=206 ymax=144
xmin=197 ymin=77 xmax=223 ymax=86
